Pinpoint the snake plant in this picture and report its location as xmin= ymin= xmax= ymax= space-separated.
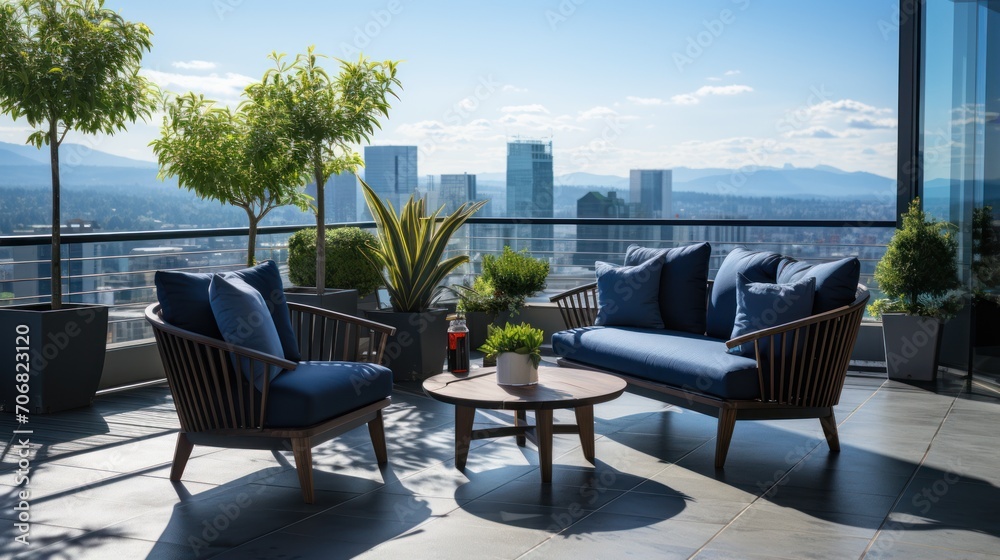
xmin=361 ymin=179 xmax=486 ymax=312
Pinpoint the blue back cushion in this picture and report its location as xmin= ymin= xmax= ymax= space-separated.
xmin=594 ymin=257 xmax=664 ymax=328
xmin=625 ymin=242 xmax=711 ymax=334
xmin=154 ymin=260 xmax=300 ymax=362
xmin=706 ymin=248 xmax=783 ymax=339
xmin=730 ymin=274 xmax=816 ymax=357
xmin=777 ymin=257 xmax=860 ymax=314
xmin=209 ymin=274 xmax=285 ymax=391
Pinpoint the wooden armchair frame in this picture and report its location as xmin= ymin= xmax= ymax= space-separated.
xmin=550 ymin=282 xmax=870 ymax=468
xmin=145 ymin=302 xmax=396 ymax=503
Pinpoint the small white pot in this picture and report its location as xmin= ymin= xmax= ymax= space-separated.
xmin=496 ymin=352 xmax=538 ymax=386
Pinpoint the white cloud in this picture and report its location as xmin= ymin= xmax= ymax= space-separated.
xmin=809 ymin=99 xmax=892 ymax=117
xmin=577 ymin=106 xmax=618 ymax=121
xmin=847 ymin=116 xmax=898 ymax=130
xmin=626 ymin=96 xmax=666 ymax=106
xmin=669 ymin=85 xmax=753 ymax=105
xmin=502 ymin=84 xmax=528 ymax=93
xmin=141 ymin=69 xmax=254 ymax=103
xmin=724 ymin=70 xmax=741 ymax=76
xmin=500 ymin=104 xmax=549 ymax=114
xmin=786 ymin=126 xmax=844 ymax=139
xmin=171 ymin=60 xmax=217 ymax=71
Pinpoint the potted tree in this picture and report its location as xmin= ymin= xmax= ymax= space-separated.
xmin=479 ymin=322 xmax=544 ymax=386
xmin=362 ymin=180 xmax=486 ymax=381
xmin=0 ymin=0 xmax=158 ymax=413
xmin=151 ymin=92 xmax=310 ymax=267
xmin=869 ymin=198 xmax=963 ymax=381
xmin=286 ymin=226 xmax=383 ymax=315
xmin=457 ymin=246 xmax=549 ymax=348
xmin=257 ymin=48 xmax=400 ymax=301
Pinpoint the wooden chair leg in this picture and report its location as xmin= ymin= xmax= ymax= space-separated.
xmin=715 ymin=408 xmax=737 ymax=469
xmin=368 ymin=409 xmax=388 ymax=464
xmin=170 ymin=432 xmax=194 ymax=481
xmin=819 ymin=411 xmax=840 ymax=452
xmin=291 ymin=438 xmax=315 ymax=504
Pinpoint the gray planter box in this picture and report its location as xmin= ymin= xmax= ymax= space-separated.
xmin=881 ymin=313 xmax=943 ymax=382
xmin=366 ymin=308 xmax=448 ymax=382
xmin=0 ymin=303 xmax=109 ymax=414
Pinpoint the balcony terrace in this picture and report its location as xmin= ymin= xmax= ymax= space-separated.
xmin=1 ymin=220 xmax=999 ymax=559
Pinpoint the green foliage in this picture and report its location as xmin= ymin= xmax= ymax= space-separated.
xmin=869 ymin=198 xmax=962 ymax=320
xmin=255 ymin=47 xmax=401 ymax=293
xmin=151 ymin=92 xmax=310 ymax=266
xmin=457 ymin=247 xmax=549 ymax=314
xmin=478 ymin=322 xmax=544 ymax=368
xmin=362 ymin=179 xmax=486 ymax=312
xmin=0 ymin=0 xmax=158 ymax=306
xmin=288 ymin=227 xmax=381 ymax=296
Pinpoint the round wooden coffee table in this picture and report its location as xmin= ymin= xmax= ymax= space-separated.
xmin=422 ymin=366 xmax=627 ymax=482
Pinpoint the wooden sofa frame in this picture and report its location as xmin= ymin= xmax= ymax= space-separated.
xmin=550 ymin=282 xmax=870 ymax=468
xmin=145 ymin=301 xmax=396 ymax=503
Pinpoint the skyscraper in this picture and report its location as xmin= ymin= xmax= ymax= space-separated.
xmin=305 ymin=171 xmax=358 ymax=224
xmin=575 ymin=191 xmax=631 ymax=266
xmin=629 ymin=169 xmax=672 ymax=218
xmin=362 ymin=145 xmax=418 ymax=217
xmin=505 ymin=139 xmax=553 ymax=256
xmin=439 ymin=173 xmax=477 ymax=214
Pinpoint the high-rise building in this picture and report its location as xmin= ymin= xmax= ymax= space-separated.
xmin=505 ymin=139 xmax=553 ymax=256
xmin=629 ymin=169 xmax=672 ymax=218
xmin=575 ymin=191 xmax=631 ymax=266
xmin=362 ymin=145 xmax=418 ymax=217
xmin=305 ymin=171 xmax=358 ymax=224
xmin=439 ymin=173 xmax=477 ymax=214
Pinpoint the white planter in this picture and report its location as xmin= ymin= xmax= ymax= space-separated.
xmin=496 ymin=352 xmax=538 ymax=386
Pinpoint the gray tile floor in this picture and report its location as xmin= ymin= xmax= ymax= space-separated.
xmin=2 ymin=364 xmax=999 ymax=559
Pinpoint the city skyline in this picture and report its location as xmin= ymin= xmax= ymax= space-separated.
xmin=0 ymin=1 xmax=901 ymax=180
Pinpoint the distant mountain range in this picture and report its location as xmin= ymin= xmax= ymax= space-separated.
xmin=0 ymin=140 xmax=897 ymax=200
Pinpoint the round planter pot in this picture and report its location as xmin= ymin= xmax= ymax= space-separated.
xmin=496 ymin=352 xmax=538 ymax=386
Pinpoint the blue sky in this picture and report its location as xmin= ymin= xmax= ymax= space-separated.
xmin=0 ymin=0 xmax=901 ymax=177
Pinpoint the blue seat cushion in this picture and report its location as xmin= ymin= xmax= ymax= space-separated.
xmin=706 ymin=248 xmax=783 ymax=339
xmin=777 ymin=257 xmax=860 ymax=314
xmin=594 ymin=257 xmax=664 ymax=328
xmin=552 ymin=327 xmax=761 ymax=400
xmin=265 ymin=361 xmax=393 ymax=428
xmin=154 ymin=260 xmax=300 ymax=362
xmin=209 ymin=274 xmax=285 ymax=391
xmin=730 ymin=274 xmax=816 ymax=357
xmin=625 ymin=242 xmax=711 ymax=334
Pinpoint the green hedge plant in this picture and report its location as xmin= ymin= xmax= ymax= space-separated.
xmin=869 ymin=198 xmax=963 ymax=320
xmin=457 ymin=247 xmax=549 ymax=314
xmin=287 ymin=226 xmax=382 ymax=297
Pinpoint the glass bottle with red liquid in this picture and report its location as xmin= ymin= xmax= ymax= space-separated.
xmin=447 ymin=313 xmax=470 ymax=374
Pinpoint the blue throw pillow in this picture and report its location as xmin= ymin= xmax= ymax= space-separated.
xmin=777 ymin=257 xmax=860 ymax=314
xmin=154 ymin=260 xmax=300 ymax=362
xmin=209 ymin=274 xmax=285 ymax=391
xmin=594 ymin=256 xmax=665 ymax=328
xmin=730 ymin=273 xmax=816 ymax=358
xmin=706 ymin=248 xmax=783 ymax=339
xmin=625 ymin=242 xmax=711 ymax=334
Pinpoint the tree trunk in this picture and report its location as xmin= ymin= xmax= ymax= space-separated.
xmin=246 ymin=210 xmax=259 ymax=267
xmin=313 ymin=158 xmax=326 ymax=296
xmin=49 ymin=119 xmax=62 ymax=310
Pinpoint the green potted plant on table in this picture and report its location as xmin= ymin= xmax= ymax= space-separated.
xmin=479 ymin=322 xmax=544 ymax=386
xmin=869 ymin=198 xmax=963 ymax=381
xmin=0 ymin=0 xmax=158 ymax=413
xmin=362 ymin=180 xmax=486 ymax=381
xmin=457 ymin=246 xmax=550 ymax=348
xmin=286 ymin=226 xmax=383 ymax=315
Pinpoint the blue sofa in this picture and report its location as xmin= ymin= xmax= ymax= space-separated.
xmin=551 ymin=244 xmax=869 ymax=468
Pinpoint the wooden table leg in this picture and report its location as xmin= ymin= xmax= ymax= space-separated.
xmin=515 ymin=410 xmax=527 ymax=447
xmin=455 ymin=405 xmax=475 ymax=471
xmin=574 ymin=405 xmax=596 ymax=462
xmin=536 ymin=409 xmax=554 ymax=483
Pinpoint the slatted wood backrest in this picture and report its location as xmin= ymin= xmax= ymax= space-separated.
xmin=742 ymin=285 xmax=870 ymax=407
xmin=146 ymin=304 xmax=274 ymax=431
xmin=286 ymin=303 xmax=392 ymax=364
xmin=551 ymin=282 xmax=599 ymax=329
